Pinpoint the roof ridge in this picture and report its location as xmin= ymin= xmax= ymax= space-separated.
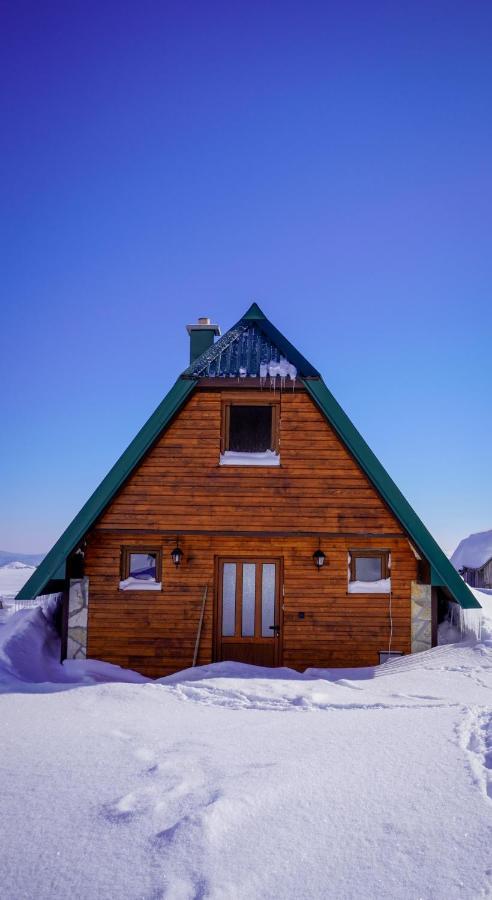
xmin=242 ymin=301 xmax=266 ymax=320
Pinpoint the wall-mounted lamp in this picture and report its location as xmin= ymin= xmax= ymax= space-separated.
xmin=313 ymin=544 xmax=326 ymax=570
xmin=171 ymin=538 xmax=183 ymax=568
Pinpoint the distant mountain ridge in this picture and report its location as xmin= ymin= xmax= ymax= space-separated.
xmin=0 ymin=550 xmax=45 ymax=568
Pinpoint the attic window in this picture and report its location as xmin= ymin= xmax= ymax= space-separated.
xmin=220 ymin=400 xmax=280 ymax=466
xmin=119 ymin=549 xmax=162 ymax=591
xmin=348 ymin=550 xmax=391 ymax=594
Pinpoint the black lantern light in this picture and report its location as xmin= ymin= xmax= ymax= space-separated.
xmin=171 ymin=538 xmax=183 ymax=568
xmin=313 ymin=541 xmax=326 ymax=570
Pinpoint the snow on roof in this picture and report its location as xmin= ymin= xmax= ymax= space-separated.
xmin=185 ymin=321 xmax=298 ymax=379
xmin=451 ymin=529 xmax=492 ymax=571
xmin=183 ymin=303 xmax=320 ymax=379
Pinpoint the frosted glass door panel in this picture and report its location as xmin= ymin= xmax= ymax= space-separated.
xmin=242 ymin=563 xmax=256 ymax=636
xmin=222 ymin=563 xmax=236 ymax=636
xmin=261 ymin=564 xmax=276 ymax=636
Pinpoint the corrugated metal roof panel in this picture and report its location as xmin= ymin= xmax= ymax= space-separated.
xmin=186 ymin=322 xmax=294 ymax=378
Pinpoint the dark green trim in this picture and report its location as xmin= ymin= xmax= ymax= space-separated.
xmin=254 ymin=317 xmax=320 ymax=378
xmin=189 ymin=328 xmax=216 ymax=364
xmin=303 ymin=378 xmax=480 ymax=610
xmin=238 ymin=302 xmax=320 ymax=376
xmin=242 ymin=302 xmax=266 ymax=320
xmin=17 ymin=378 xmax=197 ymax=600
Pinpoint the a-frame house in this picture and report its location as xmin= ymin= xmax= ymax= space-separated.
xmin=18 ymin=303 xmax=479 ymax=677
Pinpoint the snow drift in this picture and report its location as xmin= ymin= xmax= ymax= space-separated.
xmin=1 ymin=587 xmax=491 ymax=690
xmin=0 ymin=600 xmax=147 ymax=688
xmin=0 ymin=588 xmax=491 ymax=898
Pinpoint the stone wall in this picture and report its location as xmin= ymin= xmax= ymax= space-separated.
xmin=411 ymin=581 xmax=432 ymax=653
xmin=66 ymin=578 xmax=89 ymax=659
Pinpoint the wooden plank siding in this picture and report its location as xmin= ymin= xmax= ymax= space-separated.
xmin=85 ymin=386 xmax=417 ymax=676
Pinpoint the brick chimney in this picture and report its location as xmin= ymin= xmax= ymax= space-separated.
xmin=186 ymin=317 xmax=221 ymax=364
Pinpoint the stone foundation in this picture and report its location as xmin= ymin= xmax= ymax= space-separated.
xmin=67 ymin=578 xmax=89 ymax=659
xmin=411 ymin=581 xmax=432 ymax=653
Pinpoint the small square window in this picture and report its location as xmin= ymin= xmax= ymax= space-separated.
xmin=348 ymin=550 xmax=390 ymax=593
xmin=220 ymin=400 xmax=280 ymax=466
xmin=229 ymin=405 xmax=272 ymax=452
xmin=355 ymin=555 xmax=382 ymax=582
xmin=120 ymin=548 xmax=162 ymax=591
xmin=129 ymin=553 xmax=157 ymax=581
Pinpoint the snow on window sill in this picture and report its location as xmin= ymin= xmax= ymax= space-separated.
xmin=348 ymin=578 xmax=391 ymax=594
xmin=119 ymin=578 xmax=162 ymax=591
xmin=219 ymin=450 xmax=280 ymax=467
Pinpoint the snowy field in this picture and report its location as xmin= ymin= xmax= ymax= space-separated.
xmin=0 ymin=593 xmax=491 ymax=899
xmin=0 ymin=562 xmax=38 ymax=626
xmin=0 ymin=560 xmax=36 ymax=603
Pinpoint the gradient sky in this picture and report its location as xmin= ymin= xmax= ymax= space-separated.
xmin=1 ymin=1 xmax=491 ymax=556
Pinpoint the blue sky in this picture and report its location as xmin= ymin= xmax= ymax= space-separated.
xmin=1 ymin=1 xmax=491 ymax=555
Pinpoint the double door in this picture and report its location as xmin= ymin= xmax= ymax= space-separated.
xmin=216 ymin=558 xmax=281 ymax=666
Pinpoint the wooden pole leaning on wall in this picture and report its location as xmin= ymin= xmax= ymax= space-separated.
xmin=192 ymin=584 xmax=208 ymax=667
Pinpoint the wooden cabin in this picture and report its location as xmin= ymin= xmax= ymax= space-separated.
xmin=18 ymin=303 xmax=480 ymax=677
xmin=460 ymin=561 xmax=492 ymax=589
xmin=451 ymin=530 xmax=492 ymax=589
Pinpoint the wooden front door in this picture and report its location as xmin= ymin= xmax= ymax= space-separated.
xmin=216 ymin=559 xmax=282 ymax=666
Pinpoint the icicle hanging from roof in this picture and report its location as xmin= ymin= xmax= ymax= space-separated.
xmin=186 ymin=322 xmax=297 ymax=383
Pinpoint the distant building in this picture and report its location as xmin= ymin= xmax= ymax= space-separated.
xmin=451 ymin=530 xmax=492 ymax=589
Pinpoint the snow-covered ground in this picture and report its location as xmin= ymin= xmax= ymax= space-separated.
xmin=0 ymin=561 xmax=37 ymax=625
xmin=0 ymin=594 xmax=491 ymax=899
xmin=0 ymin=560 xmax=36 ymax=599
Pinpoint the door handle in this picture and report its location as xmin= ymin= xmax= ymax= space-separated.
xmin=269 ymin=625 xmax=280 ymax=635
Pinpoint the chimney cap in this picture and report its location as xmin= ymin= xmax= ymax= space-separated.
xmin=186 ymin=318 xmax=221 ymax=336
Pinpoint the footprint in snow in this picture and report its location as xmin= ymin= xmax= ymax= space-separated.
xmin=101 ymin=791 xmax=151 ymax=823
xmin=100 ymin=767 xmax=188 ymax=825
xmin=134 ymin=745 xmax=157 ymax=764
xmin=460 ymin=708 xmax=492 ymax=801
xmin=108 ymin=728 xmax=134 ymax=741
xmin=150 ymin=789 xmax=221 ymax=851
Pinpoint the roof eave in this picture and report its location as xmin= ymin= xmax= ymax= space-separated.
xmin=16 ymin=377 xmax=197 ymax=600
xmin=303 ymin=377 xmax=481 ymax=611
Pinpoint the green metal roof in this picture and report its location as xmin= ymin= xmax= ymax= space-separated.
xmin=17 ymin=378 xmax=196 ymax=600
xmin=183 ymin=302 xmax=320 ymax=379
xmin=18 ymin=303 xmax=480 ymax=611
xmin=303 ymin=379 xmax=480 ymax=609
xmin=242 ymin=302 xmax=320 ymax=378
